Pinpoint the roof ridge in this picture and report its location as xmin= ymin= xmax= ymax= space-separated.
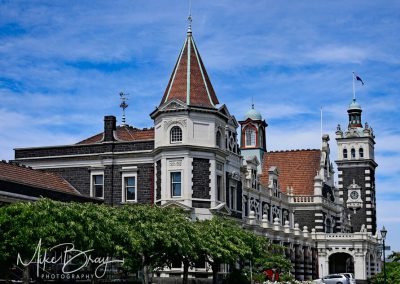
xmin=268 ymin=149 xmax=320 ymax=153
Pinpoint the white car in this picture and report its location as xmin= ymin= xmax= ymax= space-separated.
xmin=341 ymin=273 xmax=356 ymax=284
xmin=321 ymin=274 xmax=350 ymax=284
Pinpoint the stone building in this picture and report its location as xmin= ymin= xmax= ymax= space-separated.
xmin=13 ymin=26 xmax=381 ymax=282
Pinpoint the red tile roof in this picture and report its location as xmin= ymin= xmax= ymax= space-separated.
xmin=77 ymin=125 xmax=154 ymax=144
xmin=160 ymin=32 xmax=219 ymax=108
xmin=261 ymin=149 xmax=321 ymax=196
xmin=0 ymin=161 xmax=79 ymax=195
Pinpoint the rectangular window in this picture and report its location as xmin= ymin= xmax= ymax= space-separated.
xmin=93 ymin=175 xmax=104 ymax=198
xmin=230 ymin=186 xmax=235 ymax=210
xmin=217 ymin=175 xmax=223 ymax=201
xmin=125 ymin=176 xmax=136 ymax=201
xmin=171 ymin=172 xmax=182 ymax=197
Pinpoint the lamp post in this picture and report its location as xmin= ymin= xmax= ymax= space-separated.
xmin=381 ymin=226 xmax=387 ymax=284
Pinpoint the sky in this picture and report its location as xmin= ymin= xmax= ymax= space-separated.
xmin=0 ymin=1 xmax=399 ymax=250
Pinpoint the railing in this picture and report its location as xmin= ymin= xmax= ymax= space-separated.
xmin=292 ymin=195 xmax=314 ymax=203
xmin=326 ymin=233 xmax=354 ymax=239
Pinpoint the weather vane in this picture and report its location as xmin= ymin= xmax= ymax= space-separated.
xmin=187 ymin=0 xmax=192 ymax=33
xmin=119 ymin=92 xmax=129 ymax=126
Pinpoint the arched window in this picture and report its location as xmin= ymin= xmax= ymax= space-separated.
xmin=325 ymin=218 xmax=332 ymax=233
xmin=359 ymin=148 xmax=364 ymax=158
xmin=170 ymin=126 xmax=182 ymax=143
xmin=216 ymin=131 xmax=222 ymax=148
xmin=245 ymin=127 xmax=256 ymax=147
xmin=343 ymin=148 xmax=348 ymax=159
xmin=351 ymin=148 xmax=356 ymax=159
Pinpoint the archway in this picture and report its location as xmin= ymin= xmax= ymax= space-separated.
xmin=329 ymin=253 xmax=354 ymax=274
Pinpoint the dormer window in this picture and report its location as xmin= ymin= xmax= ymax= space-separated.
xmin=359 ymin=148 xmax=364 ymax=158
xmin=343 ymin=148 xmax=348 ymax=159
xmin=245 ymin=127 xmax=256 ymax=147
xmin=351 ymin=148 xmax=356 ymax=159
xmin=170 ymin=126 xmax=182 ymax=143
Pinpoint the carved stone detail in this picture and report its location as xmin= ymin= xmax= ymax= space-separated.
xmin=164 ymin=119 xmax=187 ymax=130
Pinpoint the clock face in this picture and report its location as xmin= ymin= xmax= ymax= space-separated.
xmin=350 ymin=191 xmax=359 ymax=200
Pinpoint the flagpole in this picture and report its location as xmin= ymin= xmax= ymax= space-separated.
xmin=320 ymin=106 xmax=323 ymax=147
xmin=352 ymin=72 xmax=356 ymax=101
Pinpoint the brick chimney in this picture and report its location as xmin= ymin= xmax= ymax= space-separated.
xmin=104 ymin=116 xmax=116 ymax=142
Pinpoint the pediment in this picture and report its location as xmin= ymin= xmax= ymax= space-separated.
xmin=161 ymin=200 xmax=193 ymax=212
xmin=218 ymin=104 xmax=231 ymax=117
xmin=160 ymin=99 xmax=188 ymax=111
xmin=246 ymin=155 xmax=260 ymax=166
xmin=210 ymin=202 xmax=231 ymax=216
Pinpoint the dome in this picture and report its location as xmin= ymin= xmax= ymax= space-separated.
xmin=245 ymin=105 xmax=262 ymax=120
xmin=348 ymin=99 xmax=361 ymax=110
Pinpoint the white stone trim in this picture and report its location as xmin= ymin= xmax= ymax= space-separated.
xmin=90 ymin=169 xmax=104 ymax=199
xmin=121 ymin=171 xmax=138 ymax=203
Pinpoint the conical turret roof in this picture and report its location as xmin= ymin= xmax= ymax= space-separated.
xmin=160 ymin=30 xmax=219 ymax=108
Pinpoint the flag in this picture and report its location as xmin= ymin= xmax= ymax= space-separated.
xmin=354 ymin=74 xmax=364 ymax=85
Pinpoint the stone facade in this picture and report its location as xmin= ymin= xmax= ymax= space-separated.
xmin=192 ymin=158 xmax=211 ymax=199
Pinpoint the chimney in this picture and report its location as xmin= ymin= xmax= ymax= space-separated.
xmin=104 ymin=116 xmax=116 ymax=142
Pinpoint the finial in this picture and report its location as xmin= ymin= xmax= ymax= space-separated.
xmin=119 ymin=92 xmax=129 ymax=126
xmin=187 ymin=0 xmax=192 ymax=34
xmin=251 ymin=95 xmax=254 ymax=109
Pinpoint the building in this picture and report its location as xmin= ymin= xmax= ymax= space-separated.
xmin=12 ymin=25 xmax=381 ymax=282
xmin=0 ymin=160 xmax=97 ymax=205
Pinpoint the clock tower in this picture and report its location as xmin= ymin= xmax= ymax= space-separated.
xmin=335 ymin=98 xmax=378 ymax=234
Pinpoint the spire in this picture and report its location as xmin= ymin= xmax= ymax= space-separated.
xmin=160 ymin=28 xmax=219 ymax=108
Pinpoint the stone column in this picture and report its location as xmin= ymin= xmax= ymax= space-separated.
xmin=354 ymin=251 xmax=367 ymax=280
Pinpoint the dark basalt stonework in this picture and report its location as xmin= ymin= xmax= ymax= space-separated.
xmin=339 ymin=165 xmax=376 ymax=234
xmin=15 ymin=140 xmax=154 ymax=159
xmin=156 ymin=160 xmax=161 ymax=200
xmin=192 ymin=158 xmax=211 ymax=199
xmin=47 ymin=163 xmax=154 ymax=206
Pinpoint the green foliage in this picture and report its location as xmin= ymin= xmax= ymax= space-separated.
xmin=389 ymin=251 xmax=400 ymax=262
xmin=196 ymin=217 xmax=255 ymax=266
xmin=370 ymin=252 xmax=400 ymax=284
xmin=370 ymin=261 xmax=400 ymax=284
xmin=0 ymin=200 xmax=293 ymax=284
xmin=0 ymin=199 xmax=124 ymax=265
xmin=222 ymin=268 xmax=250 ymax=284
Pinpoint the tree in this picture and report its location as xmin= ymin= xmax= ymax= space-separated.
xmin=196 ymin=217 xmax=255 ymax=284
xmin=370 ymin=252 xmax=400 ymax=284
xmin=0 ymin=199 xmax=127 ymax=283
xmin=115 ymin=205 xmax=199 ymax=284
xmin=389 ymin=251 xmax=400 ymax=262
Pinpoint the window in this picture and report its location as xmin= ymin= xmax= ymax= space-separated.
xmin=216 ymin=131 xmax=222 ymax=148
xmin=217 ymin=175 xmax=223 ymax=201
xmin=124 ymin=176 xmax=136 ymax=201
xmin=229 ymin=186 xmax=236 ymax=210
xmin=351 ymin=148 xmax=356 ymax=159
xmin=93 ymin=175 xmax=104 ymax=198
xmin=245 ymin=127 xmax=256 ymax=147
xmin=359 ymin=148 xmax=364 ymax=158
xmin=343 ymin=148 xmax=348 ymax=159
xmin=325 ymin=218 xmax=332 ymax=233
xmin=171 ymin=172 xmax=182 ymax=197
xmin=170 ymin=126 xmax=182 ymax=143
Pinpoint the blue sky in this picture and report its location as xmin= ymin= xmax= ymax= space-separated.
xmin=0 ymin=1 xmax=399 ymax=250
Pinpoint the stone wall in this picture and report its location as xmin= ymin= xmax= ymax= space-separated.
xmin=192 ymin=158 xmax=211 ymax=199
